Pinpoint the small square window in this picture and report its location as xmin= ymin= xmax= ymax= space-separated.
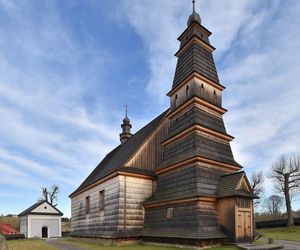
xmin=166 ymin=207 xmax=173 ymax=219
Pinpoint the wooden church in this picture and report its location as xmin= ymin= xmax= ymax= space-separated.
xmin=70 ymin=2 xmax=256 ymax=245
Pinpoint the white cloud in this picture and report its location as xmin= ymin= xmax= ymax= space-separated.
xmin=118 ymin=0 xmax=300 ymax=208
xmin=1 ymin=0 xmax=300 ymax=215
xmin=0 ymin=0 xmax=120 ymax=200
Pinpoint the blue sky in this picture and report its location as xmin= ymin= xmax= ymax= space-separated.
xmin=0 ymin=0 xmax=300 ymax=218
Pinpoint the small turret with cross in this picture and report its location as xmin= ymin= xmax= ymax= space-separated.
xmin=119 ymin=105 xmax=132 ymax=144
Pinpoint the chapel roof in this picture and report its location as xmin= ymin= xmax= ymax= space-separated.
xmin=70 ymin=109 xmax=169 ymax=197
xmin=18 ymin=200 xmax=63 ymax=216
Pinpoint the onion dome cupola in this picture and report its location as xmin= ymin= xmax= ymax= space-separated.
xmin=120 ymin=105 xmax=132 ymax=144
xmin=187 ymin=0 xmax=201 ymax=26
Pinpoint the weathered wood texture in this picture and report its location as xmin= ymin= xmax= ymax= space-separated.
xmin=124 ymin=119 xmax=169 ymax=171
xmin=168 ymin=106 xmax=227 ymax=138
xmin=173 ymin=43 xmax=220 ymax=90
xmin=236 ymin=207 xmax=253 ymax=242
xmin=217 ymin=197 xmax=236 ymax=242
xmin=237 ymin=176 xmax=250 ymax=193
xmin=143 ymin=201 xmax=225 ymax=239
xmin=71 ymin=176 xmax=121 ymax=237
xmin=118 ymin=176 xmax=153 ymax=235
xmin=162 ymin=132 xmax=236 ymax=167
xmin=149 ymin=164 xmax=225 ymax=203
xmin=71 ymin=175 xmax=153 ymax=237
xmin=171 ymin=77 xmax=222 ymax=111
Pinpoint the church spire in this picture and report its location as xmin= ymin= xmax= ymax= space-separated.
xmin=120 ymin=105 xmax=132 ymax=144
xmin=187 ymin=0 xmax=201 ymax=26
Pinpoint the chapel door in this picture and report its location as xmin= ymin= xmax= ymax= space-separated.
xmin=42 ymin=227 xmax=48 ymax=238
xmin=236 ymin=209 xmax=252 ymax=242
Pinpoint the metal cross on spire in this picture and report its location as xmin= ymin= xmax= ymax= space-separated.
xmin=192 ymin=0 xmax=196 ymax=12
xmin=125 ymin=104 xmax=128 ymax=117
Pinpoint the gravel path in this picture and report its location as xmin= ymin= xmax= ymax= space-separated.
xmin=276 ymin=240 xmax=300 ymax=250
xmin=46 ymin=239 xmax=88 ymax=250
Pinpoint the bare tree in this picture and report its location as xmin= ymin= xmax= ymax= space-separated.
xmin=42 ymin=188 xmax=48 ymax=202
xmin=40 ymin=185 xmax=60 ymax=206
xmin=49 ymin=185 xmax=59 ymax=205
xmin=270 ymin=155 xmax=300 ymax=227
xmin=263 ymin=195 xmax=284 ymax=217
xmin=250 ymin=171 xmax=264 ymax=208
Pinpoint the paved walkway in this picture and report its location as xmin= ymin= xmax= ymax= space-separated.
xmin=46 ymin=239 xmax=87 ymax=250
xmin=276 ymin=240 xmax=300 ymax=250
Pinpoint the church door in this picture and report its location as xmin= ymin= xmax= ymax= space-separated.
xmin=42 ymin=227 xmax=48 ymax=238
xmin=236 ymin=209 xmax=252 ymax=242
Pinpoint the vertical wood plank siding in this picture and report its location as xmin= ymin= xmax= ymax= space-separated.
xmin=217 ymin=197 xmax=236 ymax=242
xmin=124 ymin=119 xmax=169 ymax=171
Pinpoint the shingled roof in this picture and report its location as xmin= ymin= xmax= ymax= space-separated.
xmin=216 ymin=171 xmax=256 ymax=198
xmin=70 ymin=110 xmax=169 ymax=197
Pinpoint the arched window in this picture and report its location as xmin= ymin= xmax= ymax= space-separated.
xmin=213 ymin=90 xmax=217 ymax=95
xmin=201 ymin=84 xmax=204 ymax=89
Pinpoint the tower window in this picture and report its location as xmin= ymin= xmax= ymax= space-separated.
xmin=174 ymin=94 xmax=178 ymax=108
xmin=213 ymin=90 xmax=216 ymax=95
xmin=86 ymin=196 xmax=90 ymax=214
xmin=186 ymin=85 xmax=189 ymax=99
xmin=201 ymin=84 xmax=204 ymax=88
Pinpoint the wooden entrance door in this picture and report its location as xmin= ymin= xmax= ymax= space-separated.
xmin=236 ymin=208 xmax=252 ymax=242
xmin=42 ymin=227 xmax=48 ymax=238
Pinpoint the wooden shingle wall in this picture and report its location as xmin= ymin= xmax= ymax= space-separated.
xmin=71 ymin=175 xmax=154 ymax=237
xmin=143 ymin=200 xmax=223 ymax=239
xmin=168 ymin=106 xmax=227 ymax=138
xmin=162 ymin=132 xmax=236 ymax=166
xmin=71 ymin=176 xmax=121 ymax=237
xmin=118 ymin=176 xmax=153 ymax=235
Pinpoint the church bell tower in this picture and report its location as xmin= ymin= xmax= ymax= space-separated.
xmin=143 ymin=1 xmax=247 ymax=243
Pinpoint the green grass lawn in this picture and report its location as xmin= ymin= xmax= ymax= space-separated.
xmin=8 ymin=227 xmax=300 ymax=250
xmin=7 ymin=239 xmax=57 ymax=250
xmin=257 ymin=226 xmax=300 ymax=242
xmin=61 ymin=238 xmax=238 ymax=250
